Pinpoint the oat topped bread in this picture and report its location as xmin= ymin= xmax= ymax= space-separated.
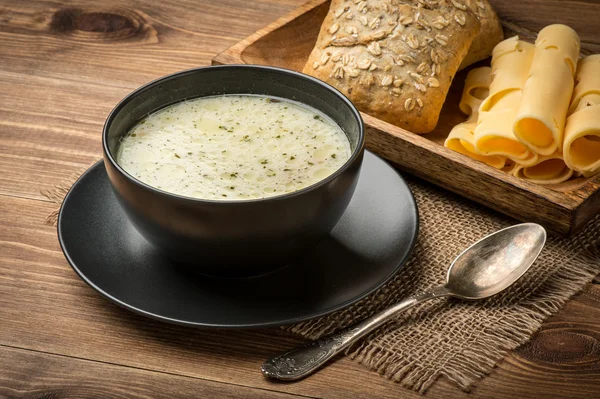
xmin=303 ymin=0 xmax=484 ymax=133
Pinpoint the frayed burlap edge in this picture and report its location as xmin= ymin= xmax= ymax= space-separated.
xmin=342 ymin=248 xmax=598 ymax=394
xmin=287 ymin=247 xmax=599 ymax=393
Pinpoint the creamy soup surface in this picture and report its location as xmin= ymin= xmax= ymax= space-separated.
xmin=116 ymin=95 xmax=351 ymax=200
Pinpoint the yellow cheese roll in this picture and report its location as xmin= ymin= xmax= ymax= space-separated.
xmin=446 ymin=121 xmax=507 ymax=169
xmin=568 ymin=54 xmax=600 ymax=113
xmin=459 ymin=66 xmax=493 ymax=116
xmin=514 ymin=24 xmax=581 ymax=155
xmin=446 ymin=67 xmax=507 ymax=169
xmin=563 ymin=54 xmax=600 ymax=177
xmin=513 ymin=152 xmax=574 ymax=185
xmin=474 ymin=37 xmax=538 ymax=166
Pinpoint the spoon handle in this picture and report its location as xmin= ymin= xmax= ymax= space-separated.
xmin=261 ymin=285 xmax=450 ymax=381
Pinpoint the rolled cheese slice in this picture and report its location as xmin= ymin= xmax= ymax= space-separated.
xmin=459 ymin=66 xmax=493 ymax=116
xmin=513 ymin=24 xmax=581 ymax=155
xmin=568 ymin=54 xmax=600 ymax=113
xmin=474 ymin=37 xmax=538 ymax=166
xmin=563 ymin=55 xmax=600 ymax=177
xmin=446 ymin=121 xmax=507 ymax=169
xmin=513 ymin=152 xmax=574 ymax=185
xmin=446 ymin=67 xmax=506 ymax=169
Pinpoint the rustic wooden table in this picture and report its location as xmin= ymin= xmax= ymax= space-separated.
xmin=1 ymin=1 xmax=599 ymax=398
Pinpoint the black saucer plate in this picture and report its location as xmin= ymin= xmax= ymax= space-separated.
xmin=58 ymin=151 xmax=418 ymax=328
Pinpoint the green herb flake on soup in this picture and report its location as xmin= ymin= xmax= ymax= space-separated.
xmin=116 ymin=95 xmax=351 ymax=200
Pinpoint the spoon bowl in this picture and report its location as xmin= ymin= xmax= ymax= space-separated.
xmin=445 ymin=223 xmax=546 ymax=300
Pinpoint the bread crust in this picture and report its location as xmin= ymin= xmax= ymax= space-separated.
xmin=459 ymin=0 xmax=504 ymax=69
xmin=303 ymin=0 xmax=480 ymax=133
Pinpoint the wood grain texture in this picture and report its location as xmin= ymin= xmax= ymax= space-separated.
xmin=0 ymin=0 xmax=299 ymax=201
xmin=1 ymin=0 xmax=600 ymax=398
xmin=494 ymin=0 xmax=600 ymax=56
xmin=0 ymin=346 xmax=308 ymax=399
xmin=467 ymin=283 xmax=600 ymax=399
xmin=0 ymin=71 xmax=117 ymax=200
xmin=212 ymin=0 xmax=600 ymax=236
xmin=0 ymin=195 xmax=599 ymax=399
xmin=0 ymin=0 xmax=295 ymax=85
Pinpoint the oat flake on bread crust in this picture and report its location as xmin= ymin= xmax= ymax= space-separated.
xmin=303 ymin=0 xmax=502 ymax=134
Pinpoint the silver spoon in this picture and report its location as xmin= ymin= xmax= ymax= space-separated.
xmin=261 ymin=223 xmax=546 ymax=381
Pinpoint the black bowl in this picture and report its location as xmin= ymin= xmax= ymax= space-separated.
xmin=102 ymin=65 xmax=365 ymax=276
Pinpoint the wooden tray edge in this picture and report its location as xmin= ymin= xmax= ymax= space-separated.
xmin=213 ymin=0 xmax=328 ymax=67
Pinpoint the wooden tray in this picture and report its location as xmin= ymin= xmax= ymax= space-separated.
xmin=213 ymin=0 xmax=600 ymax=236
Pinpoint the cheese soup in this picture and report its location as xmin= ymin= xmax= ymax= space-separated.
xmin=116 ymin=95 xmax=351 ymax=200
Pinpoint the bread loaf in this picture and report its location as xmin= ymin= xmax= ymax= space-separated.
xmin=459 ymin=0 xmax=504 ymax=69
xmin=303 ymin=0 xmax=481 ymax=133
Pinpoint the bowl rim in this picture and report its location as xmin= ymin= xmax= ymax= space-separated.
xmin=102 ymin=64 xmax=365 ymax=205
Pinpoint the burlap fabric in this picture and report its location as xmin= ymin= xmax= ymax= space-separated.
xmin=287 ymin=175 xmax=600 ymax=393
xmin=45 ymin=169 xmax=600 ymax=393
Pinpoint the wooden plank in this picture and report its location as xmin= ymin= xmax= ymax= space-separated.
xmin=0 ymin=194 xmax=599 ymax=398
xmin=0 ymin=0 xmax=306 ymax=201
xmin=467 ymin=283 xmax=600 ymax=399
xmin=0 ymin=70 xmax=121 ymax=200
xmin=0 ymin=0 xmax=298 ymax=86
xmin=0 ymin=345 xmax=308 ymax=399
xmin=212 ymin=0 xmax=600 ymax=236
